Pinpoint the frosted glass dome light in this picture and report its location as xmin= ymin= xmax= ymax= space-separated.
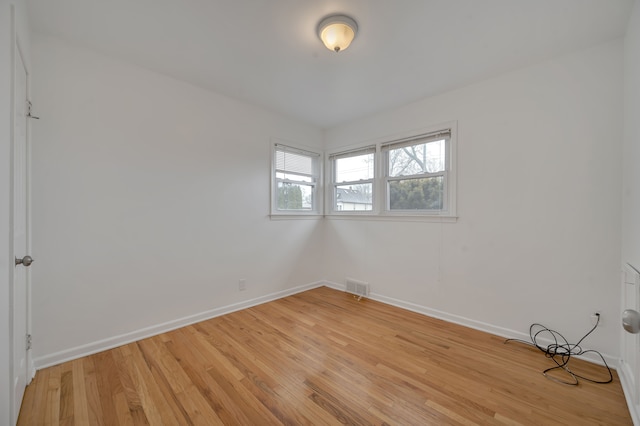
xmin=317 ymin=15 xmax=358 ymax=53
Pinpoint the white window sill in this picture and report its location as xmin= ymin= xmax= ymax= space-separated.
xmin=269 ymin=212 xmax=458 ymax=223
xmin=269 ymin=214 xmax=324 ymax=221
xmin=325 ymin=214 xmax=457 ymax=223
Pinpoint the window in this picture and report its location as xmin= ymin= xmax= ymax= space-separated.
xmin=325 ymin=124 xmax=456 ymax=219
xmin=329 ymin=147 xmax=375 ymax=213
xmin=382 ymin=130 xmax=451 ymax=214
xmin=272 ymin=143 xmax=321 ymax=215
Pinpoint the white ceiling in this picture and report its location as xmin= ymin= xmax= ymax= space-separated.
xmin=27 ymin=0 xmax=634 ymax=129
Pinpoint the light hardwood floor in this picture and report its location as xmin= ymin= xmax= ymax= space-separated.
xmin=18 ymin=286 xmax=631 ymax=425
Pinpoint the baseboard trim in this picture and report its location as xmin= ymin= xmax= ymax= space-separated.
xmin=28 ymin=358 xmax=35 ymax=383
xmin=618 ymin=360 xmax=640 ymax=425
xmin=322 ymin=280 xmax=619 ymax=368
xmin=34 ymin=281 xmax=325 ymax=369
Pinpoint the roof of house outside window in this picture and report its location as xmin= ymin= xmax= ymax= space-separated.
xmin=336 ymin=188 xmax=371 ymax=205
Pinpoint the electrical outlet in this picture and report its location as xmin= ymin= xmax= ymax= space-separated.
xmin=239 ymin=279 xmax=246 ymax=291
xmin=590 ymin=312 xmax=602 ymax=327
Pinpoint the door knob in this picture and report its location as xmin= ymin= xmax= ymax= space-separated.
xmin=15 ymin=255 xmax=34 ymax=267
xmin=623 ymin=309 xmax=640 ymax=334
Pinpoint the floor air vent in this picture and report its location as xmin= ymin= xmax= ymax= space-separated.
xmin=346 ymin=278 xmax=369 ymax=300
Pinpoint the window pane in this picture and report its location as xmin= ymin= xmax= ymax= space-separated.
xmin=388 ymin=139 xmax=445 ymax=177
xmin=389 ymin=177 xmax=443 ymax=210
xmin=275 ymin=150 xmax=313 ymax=175
xmin=277 ymin=182 xmax=313 ymax=210
xmin=335 ymin=184 xmax=373 ymax=211
xmin=335 ymin=153 xmax=374 ymax=182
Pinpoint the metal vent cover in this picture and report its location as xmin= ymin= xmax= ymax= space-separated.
xmin=346 ymin=278 xmax=369 ymax=298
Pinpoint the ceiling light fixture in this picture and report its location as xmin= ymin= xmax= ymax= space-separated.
xmin=317 ymin=14 xmax=358 ymax=53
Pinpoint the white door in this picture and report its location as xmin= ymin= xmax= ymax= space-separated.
xmin=11 ymin=42 xmax=31 ymax=425
xmin=621 ymin=263 xmax=640 ymax=415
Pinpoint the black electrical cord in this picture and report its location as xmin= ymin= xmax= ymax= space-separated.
xmin=504 ymin=314 xmax=613 ymax=386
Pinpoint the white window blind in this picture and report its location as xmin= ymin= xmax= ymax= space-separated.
xmin=275 ymin=148 xmax=316 ymax=177
xmin=380 ymin=129 xmax=451 ymax=151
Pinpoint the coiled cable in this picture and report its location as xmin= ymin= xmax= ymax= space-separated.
xmin=505 ymin=314 xmax=612 ymax=386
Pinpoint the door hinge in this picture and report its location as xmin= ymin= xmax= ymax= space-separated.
xmin=26 ymin=334 xmax=32 ymax=351
xmin=26 ymin=100 xmax=39 ymax=119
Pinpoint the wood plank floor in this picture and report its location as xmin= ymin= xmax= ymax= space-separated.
xmin=18 ymin=286 xmax=632 ymax=425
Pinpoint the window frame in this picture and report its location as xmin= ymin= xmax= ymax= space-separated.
xmin=270 ymin=142 xmax=322 ymax=217
xmin=325 ymin=122 xmax=457 ymax=220
xmin=328 ymin=146 xmax=377 ymax=215
xmin=382 ymin=130 xmax=452 ymax=215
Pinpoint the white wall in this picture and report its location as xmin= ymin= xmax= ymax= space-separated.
xmin=324 ymin=40 xmax=624 ymax=357
xmin=30 ymin=35 xmax=324 ymax=364
xmin=1 ymin=0 xmax=30 ymax=423
xmin=623 ymin=1 xmax=640 ymax=270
